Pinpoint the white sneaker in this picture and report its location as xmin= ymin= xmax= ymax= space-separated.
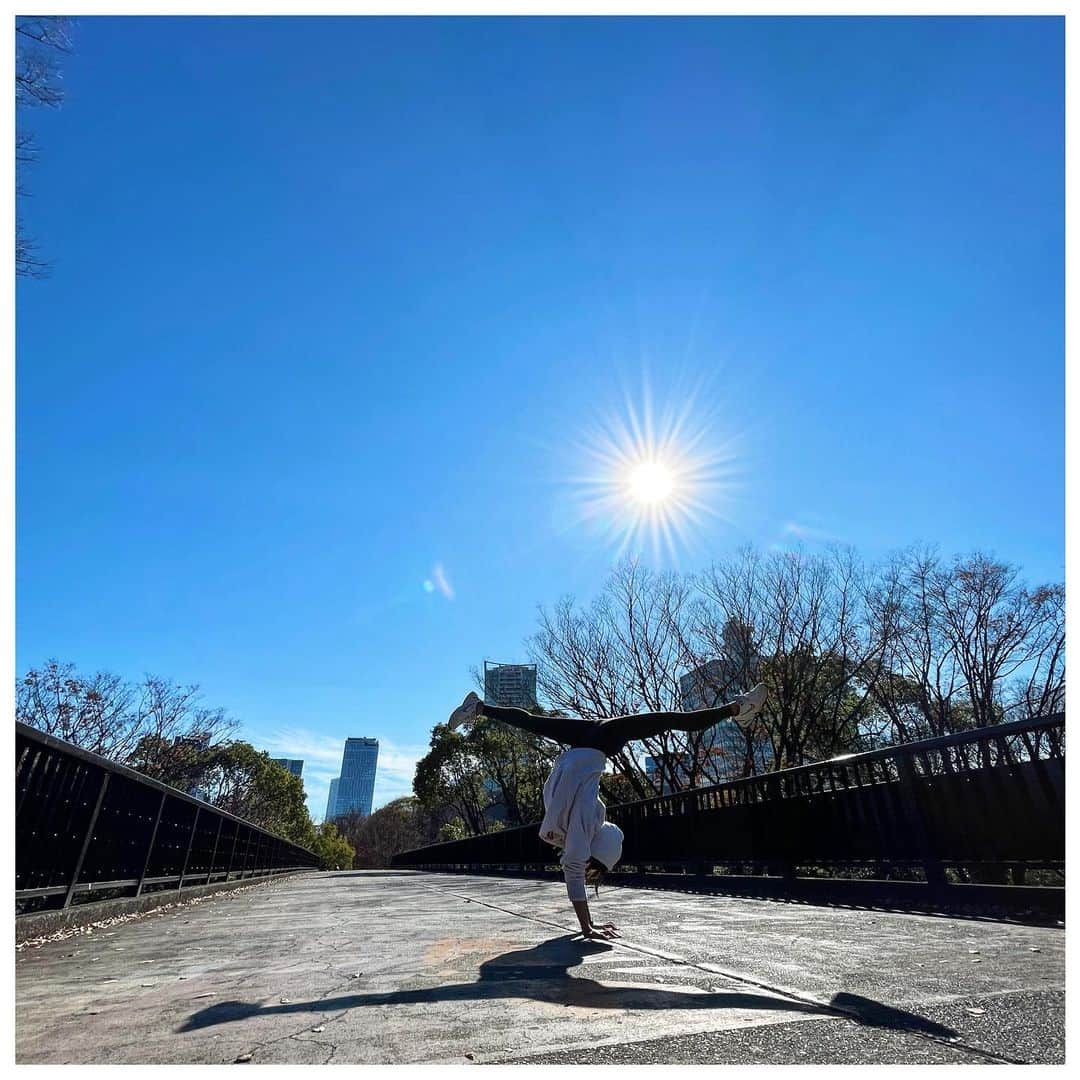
xmin=734 ymin=683 xmax=767 ymax=720
xmin=447 ymin=691 xmax=481 ymax=731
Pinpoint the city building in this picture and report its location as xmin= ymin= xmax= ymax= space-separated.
xmin=325 ymin=778 xmax=340 ymax=821
xmin=173 ymin=731 xmax=212 ymax=753
xmin=271 ymin=758 xmax=304 ymax=778
xmin=332 ymin=738 xmax=379 ymax=818
xmin=483 ymin=661 xmax=538 ymax=709
xmin=480 ymin=776 xmax=510 ymax=827
xmin=647 ymin=631 xmax=771 ymax=793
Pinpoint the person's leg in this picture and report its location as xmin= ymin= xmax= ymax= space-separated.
xmin=588 ymin=704 xmax=734 ymax=755
xmin=480 ymin=703 xmax=604 ymax=748
xmin=590 ymin=684 xmax=766 ymax=755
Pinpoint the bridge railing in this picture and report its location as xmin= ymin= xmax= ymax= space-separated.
xmin=16 ymin=722 xmax=321 ymax=915
xmin=392 ymin=713 xmax=1065 ymax=889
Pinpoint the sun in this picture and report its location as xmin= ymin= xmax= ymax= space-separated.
xmin=563 ymin=377 xmax=740 ymax=564
xmin=627 ymin=460 xmax=676 ymax=505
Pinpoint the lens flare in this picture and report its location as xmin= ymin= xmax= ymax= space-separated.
xmin=565 ymin=377 xmax=740 ymax=564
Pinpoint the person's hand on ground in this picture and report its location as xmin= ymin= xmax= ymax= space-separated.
xmin=581 ymin=923 xmax=621 ymax=940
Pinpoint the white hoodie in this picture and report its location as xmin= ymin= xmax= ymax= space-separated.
xmin=539 ymin=747 xmax=610 ymax=902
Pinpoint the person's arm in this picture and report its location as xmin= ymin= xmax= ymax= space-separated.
xmin=571 ymin=899 xmax=620 ymax=940
xmin=561 ymin=803 xmax=620 ymax=940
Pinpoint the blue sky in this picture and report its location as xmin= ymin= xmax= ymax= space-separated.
xmin=16 ymin=16 xmax=1064 ymax=821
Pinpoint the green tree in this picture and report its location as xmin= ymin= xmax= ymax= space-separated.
xmin=413 ymin=704 xmax=562 ymax=837
xmin=413 ymin=725 xmax=489 ymax=835
xmin=465 ymin=713 xmax=559 ymax=826
xmin=129 ymin=738 xmax=317 ymax=849
xmin=437 ymin=818 xmax=470 ymax=842
xmin=311 ymin=822 xmax=355 ymax=870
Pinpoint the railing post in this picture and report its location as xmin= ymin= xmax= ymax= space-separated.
xmin=178 ymin=807 xmax=201 ymax=891
xmin=239 ymin=827 xmax=253 ymax=878
xmin=225 ymin=822 xmax=239 ymax=881
xmin=136 ymin=791 xmax=168 ymax=898
xmin=205 ymin=816 xmax=224 ymax=885
xmin=896 ymin=750 xmax=947 ymax=888
xmin=689 ymin=790 xmax=708 ymax=881
xmin=62 ymin=771 xmax=110 ymax=910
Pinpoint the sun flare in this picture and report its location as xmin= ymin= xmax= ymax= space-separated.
xmin=627 ymin=460 xmax=676 ymax=505
xmin=565 ymin=379 xmax=740 ymax=564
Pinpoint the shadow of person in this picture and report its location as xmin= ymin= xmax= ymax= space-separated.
xmin=177 ymin=935 xmax=956 ymax=1043
xmin=826 ymin=993 xmax=957 ymax=1040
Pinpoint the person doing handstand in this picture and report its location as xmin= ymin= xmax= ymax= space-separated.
xmin=447 ymin=682 xmax=768 ymax=940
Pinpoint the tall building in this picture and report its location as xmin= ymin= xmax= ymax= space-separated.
xmin=173 ymin=731 xmax=212 ymax=753
xmin=648 ymin=634 xmax=771 ymax=792
xmin=271 ymin=758 xmax=304 ymax=778
xmin=325 ymin=778 xmax=340 ymax=821
xmin=333 ymin=738 xmax=379 ymax=818
xmin=483 ymin=661 xmax=538 ymax=709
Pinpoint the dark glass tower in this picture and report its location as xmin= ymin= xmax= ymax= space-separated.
xmin=334 ymin=738 xmax=379 ymax=817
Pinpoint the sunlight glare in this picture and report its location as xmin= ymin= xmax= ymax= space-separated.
xmin=627 ymin=461 xmax=675 ymax=505
xmin=564 ymin=377 xmax=741 ymax=565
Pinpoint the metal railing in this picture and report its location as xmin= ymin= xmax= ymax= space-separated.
xmin=392 ymin=713 xmax=1065 ymax=892
xmin=16 ymin=722 xmax=320 ymax=915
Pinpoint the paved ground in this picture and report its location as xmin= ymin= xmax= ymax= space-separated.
xmin=15 ymin=870 xmax=1065 ymax=1064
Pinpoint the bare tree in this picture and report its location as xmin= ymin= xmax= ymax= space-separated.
xmin=17 ymin=659 xmax=237 ymax=764
xmin=529 ymin=560 xmax=728 ymax=798
xmin=1010 ymin=582 xmax=1065 ymax=718
xmin=695 ymin=546 xmax=885 ymax=770
xmin=16 ymin=15 xmax=73 ymax=277
xmin=865 ymin=548 xmax=970 ymax=740
xmin=335 ymin=798 xmax=444 ymax=868
xmin=866 ymin=549 xmax=1065 ymax=738
xmin=929 ymin=553 xmax=1065 ymax=727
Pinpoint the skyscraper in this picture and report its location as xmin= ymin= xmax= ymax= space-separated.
xmin=325 ymin=777 xmax=340 ymax=821
xmin=271 ymin=758 xmax=304 ymax=778
xmin=483 ymin=661 xmax=538 ymax=709
xmin=648 ymin=632 xmax=770 ymax=790
xmin=333 ymin=738 xmax=379 ymax=818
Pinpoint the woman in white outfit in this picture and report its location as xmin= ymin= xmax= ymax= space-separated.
xmin=448 ymin=683 xmax=768 ymax=940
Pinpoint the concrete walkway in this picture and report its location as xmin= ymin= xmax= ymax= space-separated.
xmin=15 ymin=870 xmax=1064 ymax=1064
